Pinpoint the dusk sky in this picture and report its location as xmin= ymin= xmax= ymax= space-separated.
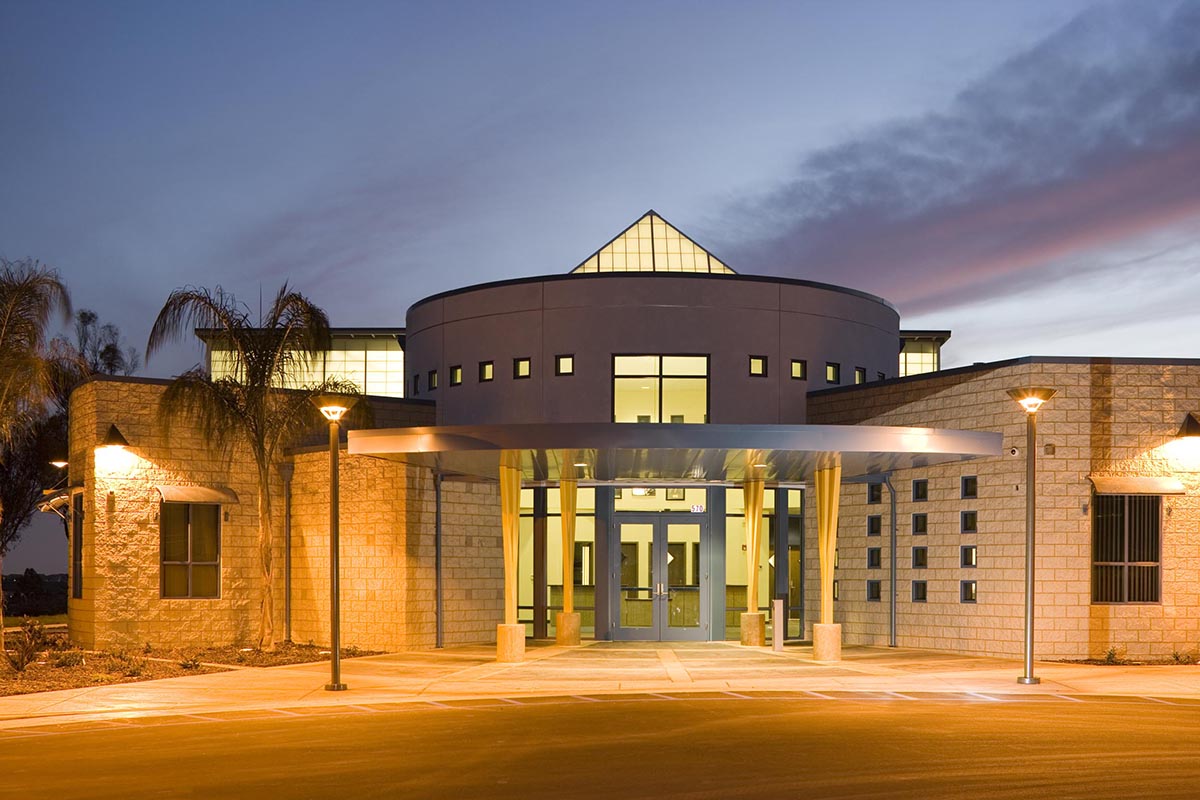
xmin=3 ymin=0 xmax=1198 ymax=571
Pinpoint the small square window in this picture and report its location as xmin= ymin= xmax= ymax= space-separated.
xmin=833 ymin=580 xmax=840 ymax=601
xmin=555 ymin=354 xmax=574 ymax=376
xmin=867 ymin=547 xmax=882 ymax=569
xmin=912 ymin=581 xmax=927 ymax=603
xmin=867 ymin=484 xmax=882 ymax=504
xmin=826 ymin=362 xmax=840 ymax=384
xmin=479 ymin=361 xmax=495 ymax=382
xmin=961 ymin=545 xmax=978 ymax=568
xmin=912 ymin=513 xmax=928 ymax=535
xmin=514 ymin=357 xmax=532 ymax=379
xmin=961 ymin=511 xmax=978 ymax=534
xmin=449 ymin=365 xmax=463 ymax=386
xmin=866 ymin=580 xmax=882 ymax=602
xmin=791 ymin=359 xmax=807 ymax=380
xmin=961 ymin=580 xmax=977 ymax=603
xmin=867 ymin=515 xmax=882 ymax=536
xmin=961 ymin=476 xmax=978 ymax=499
xmin=411 ymin=374 xmax=420 ymax=396
xmin=749 ymin=355 xmax=768 ymax=377
xmin=854 ymin=367 xmax=866 ymax=384
xmin=912 ymin=479 xmax=928 ymax=502
xmin=912 ymin=546 xmax=928 ymax=569
xmin=427 ymin=370 xmax=438 ymax=390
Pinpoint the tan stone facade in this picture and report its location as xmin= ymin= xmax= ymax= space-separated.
xmin=806 ymin=358 xmax=1200 ymax=660
xmin=68 ymin=377 xmax=500 ymax=653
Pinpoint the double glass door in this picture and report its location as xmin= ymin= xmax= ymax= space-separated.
xmin=613 ymin=513 xmax=707 ymax=640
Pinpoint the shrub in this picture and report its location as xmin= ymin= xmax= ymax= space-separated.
xmin=1105 ymin=646 xmax=1119 ymax=664
xmin=5 ymin=619 xmax=48 ymax=673
xmin=179 ymin=656 xmax=201 ymax=670
xmin=52 ymin=651 xmax=85 ymax=668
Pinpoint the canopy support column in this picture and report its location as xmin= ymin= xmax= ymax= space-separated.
xmin=556 ymin=475 xmax=580 ymax=645
xmin=741 ymin=475 xmax=766 ymax=646
xmin=814 ymin=463 xmax=842 ymax=661
xmin=497 ymin=452 xmax=524 ymax=662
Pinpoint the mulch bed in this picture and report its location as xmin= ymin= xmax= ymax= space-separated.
xmin=1 ymin=630 xmax=381 ymax=698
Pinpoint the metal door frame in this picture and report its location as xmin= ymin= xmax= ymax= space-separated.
xmin=610 ymin=512 xmax=709 ymax=641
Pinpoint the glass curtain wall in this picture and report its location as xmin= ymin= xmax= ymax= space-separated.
xmin=208 ymin=336 xmax=405 ymax=397
xmin=519 ymin=487 xmax=597 ymax=638
xmin=724 ymin=488 xmax=775 ymax=640
xmin=613 ymin=355 xmax=708 ymax=423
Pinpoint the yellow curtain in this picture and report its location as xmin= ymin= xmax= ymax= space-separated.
xmin=560 ymin=476 xmax=577 ymax=614
xmin=743 ymin=477 xmax=765 ymax=614
xmin=499 ymin=451 xmax=522 ymax=626
xmin=815 ymin=463 xmax=842 ymax=625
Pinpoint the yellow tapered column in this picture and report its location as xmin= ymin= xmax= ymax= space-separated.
xmin=498 ymin=451 xmax=524 ymax=661
xmin=556 ymin=475 xmax=581 ymax=645
xmin=741 ymin=475 xmax=766 ymax=646
xmin=814 ymin=462 xmax=843 ymax=661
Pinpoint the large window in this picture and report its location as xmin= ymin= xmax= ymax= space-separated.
xmin=161 ymin=503 xmax=221 ymax=599
xmin=613 ymin=355 xmax=708 ymax=423
xmin=1092 ymin=494 xmax=1160 ymax=603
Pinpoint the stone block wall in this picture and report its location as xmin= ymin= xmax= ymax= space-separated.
xmin=69 ymin=378 xmax=279 ymax=650
xmin=806 ymin=359 xmax=1200 ymax=660
xmin=69 ymin=377 xmax=499 ymax=654
xmin=286 ymin=454 xmax=502 ymax=652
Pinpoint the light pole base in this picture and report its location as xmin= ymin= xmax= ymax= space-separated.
xmin=1017 ymin=676 xmax=1040 ymax=685
xmin=325 ymin=683 xmax=348 ymax=692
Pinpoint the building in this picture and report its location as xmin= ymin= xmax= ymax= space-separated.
xmin=61 ymin=211 xmax=1200 ymax=663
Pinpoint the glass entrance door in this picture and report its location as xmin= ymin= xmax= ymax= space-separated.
xmin=614 ymin=513 xmax=707 ymax=641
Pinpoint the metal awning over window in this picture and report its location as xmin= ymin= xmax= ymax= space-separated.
xmin=1088 ymin=475 xmax=1185 ymax=495
xmin=156 ymin=485 xmax=240 ymax=504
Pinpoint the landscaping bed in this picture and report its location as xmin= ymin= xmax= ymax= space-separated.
xmin=0 ymin=620 xmax=381 ymax=697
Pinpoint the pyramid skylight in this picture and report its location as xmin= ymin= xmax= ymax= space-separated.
xmin=571 ymin=211 xmax=736 ymax=275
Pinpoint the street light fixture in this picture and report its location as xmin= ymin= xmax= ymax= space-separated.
xmin=311 ymin=394 xmax=358 ymax=692
xmin=1007 ymin=387 xmax=1056 ymax=685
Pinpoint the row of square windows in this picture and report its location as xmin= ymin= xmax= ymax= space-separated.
xmin=863 ymin=545 xmax=978 ymax=569
xmin=867 ymin=511 xmax=979 ymax=535
xmin=835 ymin=579 xmax=979 ymax=604
xmin=866 ymin=476 xmax=979 ymax=504
xmin=411 ymin=355 xmax=882 ymax=395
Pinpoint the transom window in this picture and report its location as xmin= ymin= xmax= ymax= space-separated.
xmin=1092 ymin=494 xmax=1160 ymax=604
xmin=613 ymin=355 xmax=708 ymax=424
xmin=161 ymin=503 xmax=220 ymax=599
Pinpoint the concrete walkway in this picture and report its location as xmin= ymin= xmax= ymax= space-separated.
xmin=4 ymin=641 xmax=1200 ymax=732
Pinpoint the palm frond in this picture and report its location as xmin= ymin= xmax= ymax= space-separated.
xmin=145 ymin=286 xmax=249 ymax=364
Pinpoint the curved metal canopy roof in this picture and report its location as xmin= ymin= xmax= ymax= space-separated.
xmin=348 ymin=423 xmax=1002 ymax=484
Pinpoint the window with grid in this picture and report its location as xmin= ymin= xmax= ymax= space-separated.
xmin=1092 ymin=494 xmax=1160 ymax=603
xmin=613 ymin=355 xmax=708 ymax=424
xmin=161 ymin=503 xmax=221 ymax=599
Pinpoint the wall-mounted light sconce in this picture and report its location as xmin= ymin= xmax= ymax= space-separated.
xmin=101 ymin=424 xmax=130 ymax=449
xmin=1177 ymin=413 xmax=1200 ymax=439
xmin=106 ymin=491 xmax=116 ymax=513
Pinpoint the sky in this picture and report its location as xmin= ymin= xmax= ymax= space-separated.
xmin=2 ymin=0 xmax=1198 ymax=571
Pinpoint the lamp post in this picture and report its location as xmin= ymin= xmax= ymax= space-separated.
xmin=1007 ymin=387 xmax=1056 ymax=685
xmin=311 ymin=394 xmax=358 ymax=692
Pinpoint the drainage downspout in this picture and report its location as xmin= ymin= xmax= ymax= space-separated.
xmin=435 ymin=471 xmax=444 ymax=649
xmin=883 ymin=474 xmax=897 ymax=648
xmin=280 ymin=461 xmax=295 ymax=643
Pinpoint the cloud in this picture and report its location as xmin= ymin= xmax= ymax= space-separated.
xmin=720 ymin=1 xmax=1200 ymax=315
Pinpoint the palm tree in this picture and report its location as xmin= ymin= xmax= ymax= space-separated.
xmin=0 ymin=258 xmax=72 ymax=650
xmin=147 ymin=284 xmax=355 ymax=650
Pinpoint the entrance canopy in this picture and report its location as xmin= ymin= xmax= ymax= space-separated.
xmin=348 ymin=423 xmax=1002 ymax=484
